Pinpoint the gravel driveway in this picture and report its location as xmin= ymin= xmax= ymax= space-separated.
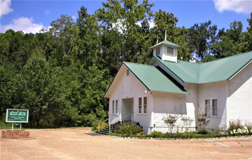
xmin=1 ymin=128 xmax=252 ymax=160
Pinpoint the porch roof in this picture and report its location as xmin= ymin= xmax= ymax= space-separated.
xmin=124 ymin=62 xmax=187 ymax=94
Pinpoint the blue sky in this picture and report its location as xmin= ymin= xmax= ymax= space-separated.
xmin=0 ymin=0 xmax=251 ymax=33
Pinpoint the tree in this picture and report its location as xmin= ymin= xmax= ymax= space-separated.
xmin=244 ymin=13 xmax=252 ymax=51
xmin=96 ymin=0 xmax=154 ymax=75
xmin=187 ymin=21 xmax=219 ymax=60
xmin=151 ymin=10 xmax=178 ymax=42
xmin=12 ymin=57 xmax=70 ymax=127
xmin=49 ymin=15 xmax=78 ymax=56
xmin=0 ymin=66 xmax=17 ymax=120
xmin=77 ymin=65 xmax=109 ymax=126
xmin=76 ymin=7 xmax=101 ymax=67
xmin=211 ymin=20 xmax=247 ymax=60
xmin=0 ymin=30 xmax=38 ymax=70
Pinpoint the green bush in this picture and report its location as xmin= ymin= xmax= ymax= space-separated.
xmin=0 ymin=120 xmax=11 ymax=129
xmin=245 ymin=122 xmax=252 ymax=134
xmin=92 ymin=121 xmax=108 ymax=132
xmin=228 ymin=120 xmax=250 ymax=135
xmin=150 ymin=131 xmax=163 ymax=138
xmin=114 ymin=122 xmax=143 ymax=136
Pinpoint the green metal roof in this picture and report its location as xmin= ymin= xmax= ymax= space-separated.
xmin=154 ymin=56 xmax=199 ymax=83
xmin=123 ymin=62 xmax=187 ymax=94
xmin=150 ymin=40 xmax=181 ymax=49
xmin=154 ymin=51 xmax=252 ymax=84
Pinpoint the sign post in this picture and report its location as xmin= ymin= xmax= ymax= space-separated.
xmin=6 ymin=109 xmax=29 ymax=130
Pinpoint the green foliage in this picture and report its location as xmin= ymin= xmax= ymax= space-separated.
xmin=114 ymin=122 xmax=143 ymax=136
xmin=0 ymin=113 xmax=12 ymax=129
xmin=245 ymin=122 xmax=252 ymax=134
xmin=150 ymin=131 xmax=163 ymax=138
xmin=114 ymin=130 xmax=229 ymax=139
xmin=228 ymin=120 xmax=252 ymax=136
xmin=92 ymin=121 xmax=108 ymax=132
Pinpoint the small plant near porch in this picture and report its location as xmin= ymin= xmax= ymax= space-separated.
xmin=181 ymin=116 xmax=194 ymax=132
xmin=113 ymin=121 xmax=143 ymax=136
xmin=92 ymin=121 xmax=108 ymax=132
xmin=162 ymin=114 xmax=182 ymax=133
xmin=197 ymin=111 xmax=210 ymax=134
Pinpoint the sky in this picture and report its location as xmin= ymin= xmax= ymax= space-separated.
xmin=0 ymin=0 xmax=252 ymax=34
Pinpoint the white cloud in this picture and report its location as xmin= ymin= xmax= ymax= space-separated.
xmin=213 ymin=0 xmax=252 ymax=14
xmin=135 ymin=19 xmax=156 ymax=29
xmin=71 ymin=16 xmax=77 ymax=21
xmin=148 ymin=20 xmax=156 ymax=29
xmin=112 ymin=19 xmax=126 ymax=33
xmin=113 ymin=19 xmax=156 ymax=33
xmin=0 ymin=0 xmax=13 ymax=17
xmin=0 ymin=17 xmax=46 ymax=33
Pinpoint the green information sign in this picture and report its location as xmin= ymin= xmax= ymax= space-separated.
xmin=6 ymin=109 xmax=29 ymax=123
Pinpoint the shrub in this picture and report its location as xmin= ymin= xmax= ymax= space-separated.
xmin=228 ymin=120 xmax=251 ymax=135
xmin=92 ymin=121 xmax=108 ymax=132
xmin=114 ymin=121 xmax=143 ymax=136
xmin=162 ymin=114 xmax=181 ymax=133
xmin=181 ymin=116 xmax=193 ymax=132
xmin=197 ymin=113 xmax=210 ymax=133
xmin=150 ymin=131 xmax=163 ymax=138
xmin=245 ymin=122 xmax=252 ymax=134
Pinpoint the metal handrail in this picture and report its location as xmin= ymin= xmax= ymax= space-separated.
xmin=98 ymin=113 xmax=132 ymax=133
xmin=121 ymin=113 xmax=132 ymax=123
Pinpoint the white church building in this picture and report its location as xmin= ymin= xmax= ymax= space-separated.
xmin=104 ymin=40 xmax=252 ymax=134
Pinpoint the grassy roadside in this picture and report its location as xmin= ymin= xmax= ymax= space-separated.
xmin=0 ymin=121 xmax=12 ymax=129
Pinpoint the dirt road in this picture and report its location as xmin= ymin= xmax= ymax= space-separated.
xmin=1 ymin=128 xmax=252 ymax=160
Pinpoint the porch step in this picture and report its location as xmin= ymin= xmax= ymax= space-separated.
xmin=97 ymin=127 xmax=109 ymax=135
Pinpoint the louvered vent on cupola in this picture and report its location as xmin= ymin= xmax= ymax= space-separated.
xmin=150 ymin=31 xmax=180 ymax=63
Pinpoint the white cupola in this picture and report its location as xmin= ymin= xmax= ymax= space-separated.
xmin=150 ymin=32 xmax=180 ymax=62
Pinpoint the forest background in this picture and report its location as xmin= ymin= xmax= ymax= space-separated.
xmin=1 ymin=0 xmax=252 ymax=128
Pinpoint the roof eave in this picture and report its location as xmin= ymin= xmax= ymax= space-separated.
xmin=123 ymin=62 xmax=151 ymax=92
xmin=150 ymin=41 xmax=181 ymax=49
xmin=151 ymin=90 xmax=188 ymax=95
xmin=228 ymin=59 xmax=252 ymax=81
xmin=153 ymin=56 xmax=185 ymax=83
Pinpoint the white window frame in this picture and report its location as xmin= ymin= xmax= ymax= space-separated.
xmin=138 ymin=97 xmax=147 ymax=114
xmin=212 ymin=99 xmax=218 ymax=117
xmin=166 ymin=46 xmax=174 ymax=56
xmin=156 ymin=47 xmax=161 ymax=57
xmin=143 ymin=97 xmax=147 ymax=113
xmin=205 ymin=99 xmax=210 ymax=117
xmin=115 ymin=100 xmax=118 ymax=114
xmin=112 ymin=100 xmax=115 ymax=114
xmin=138 ymin=97 xmax=142 ymax=113
xmin=204 ymin=98 xmax=218 ymax=117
